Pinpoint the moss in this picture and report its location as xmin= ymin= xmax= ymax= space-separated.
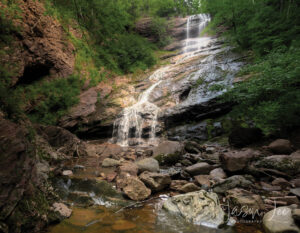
xmin=154 ymin=152 xmax=182 ymax=166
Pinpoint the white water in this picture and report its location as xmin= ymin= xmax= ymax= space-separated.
xmin=112 ymin=14 xmax=212 ymax=147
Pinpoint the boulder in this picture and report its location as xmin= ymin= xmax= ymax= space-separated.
xmin=268 ymin=139 xmax=293 ymax=155
xmin=123 ymin=177 xmax=151 ymax=201
xmin=152 ymin=141 xmax=184 ymax=157
xmin=220 ymin=149 xmax=259 ymax=172
xmin=163 ymin=191 xmax=227 ymax=228
xmin=118 ymin=162 xmax=138 ymax=176
xmin=209 ymin=168 xmax=227 ymax=181
xmin=226 ymin=188 xmax=265 ymax=214
xmin=102 ymin=158 xmax=120 ymax=167
xmin=136 ymin=158 xmax=159 ymax=173
xmin=170 ymin=180 xmax=189 ymax=191
xmin=213 ymin=175 xmax=253 ymax=194
xmin=139 ymin=172 xmax=171 ymax=192
xmin=255 ymin=155 xmax=300 ymax=175
xmin=179 ymin=183 xmax=200 ymax=193
xmin=228 ymin=127 xmax=263 ymax=148
xmin=185 ymin=163 xmax=215 ymax=176
xmin=263 ymin=207 xmax=300 ymax=233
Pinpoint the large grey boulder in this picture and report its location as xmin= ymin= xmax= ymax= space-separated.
xmin=152 ymin=140 xmax=184 ymax=157
xmin=263 ymin=207 xmax=300 ymax=233
xmin=136 ymin=158 xmax=159 ymax=173
xmin=163 ymin=191 xmax=227 ymax=228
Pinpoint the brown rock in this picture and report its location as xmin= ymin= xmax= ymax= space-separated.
xmin=260 ymin=182 xmax=282 ymax=191
xmin=139 ymin=172 xmax=171 ymax=192
xmin=209 ymin=168 xmax=227 ymax=181
xmin=194 ymin=175 xmax=211 ymax=187
xmin=268 ymin=139 xmax=293 ymax=154
xmin=291 ymin=179 xmax=300 ymax=188
xmin=152 ymin=140 xmax=184 ymax=157
xmin=226 ymin=188 xmax=265 ymax=214
xmin=53 ymin=203 xmax=72 ymax=218
xmin=123 ymin=177 xmax=151 ymax=201
xmin=118 ymin=162 xmax=138 ymax=176
xmin=185 ymin=162 xmax=214 ymax=176
xmin=271 ymin=178 xmax=291 ymax=189
xmin=270 ymin=196 xmax=299 ymax=205
xmin=220 ymin=149 xmax=259 ymax=172
xmin=170 ymin=180 xmax=189 ymax=191
xmin=179 ymin=183 xmax=200 ymax=193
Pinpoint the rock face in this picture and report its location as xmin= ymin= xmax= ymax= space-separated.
xmin=0 ymin=117 xmax=62 ymax=233
xmin=136 ymin=158 xmax=159 ymax=173
xmin=263 ymin=207 xmax=300 ymax=233
xmin=163 ymin=191 xmax=226 ymax=228
xmin=35 ymin=125 xmax=87 ymax=157
xmin=123 ymin=177 xmax=151 ymax=201
xmin=268 ymin=139 xmax=293 ymax=154
xmin=139 ymin=172 xmax=171 ymax=192
xmin=0 ymin=0 xmax=75 ymax=86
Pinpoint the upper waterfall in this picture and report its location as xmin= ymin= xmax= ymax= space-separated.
xmin=111 ymin=14 xmax=214 ymax=147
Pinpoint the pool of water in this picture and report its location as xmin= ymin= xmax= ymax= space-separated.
xmin=47 ymin=198 xmax=263 ymax=233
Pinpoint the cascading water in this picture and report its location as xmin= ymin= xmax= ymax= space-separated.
xmin=112 ymin=14 xmax=213 ymax=147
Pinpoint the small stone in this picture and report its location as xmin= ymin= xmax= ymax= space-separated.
xmin=261 ymin=182 xmax=282 ymax=191
xmin=53 ymin=203 xmax=72 ymax=218
xmin=179 ymin=183 xmax=200 ymax=193
xmin=194 ymin=175 xmax=211 ymax=187
xmin=62 ymin=170 xmax=73 ymax=176
xmin=209 ymin=168 xmax=227 ymax=181
xmin=170 ymin=180 xmax=189 ymax=191
xmin=185 ymin=162 xmax=214 ymax=176
xmin=102 ymin=158 xmax=120 ymax=167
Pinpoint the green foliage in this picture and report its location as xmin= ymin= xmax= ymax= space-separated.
xmin=150 ymin=17 xmax=172 ymax=47
xmin=202 ymin=0 xmax=300 ymax=134
xmin=223 ymin=47 xmax=300 ymax=133
xmin=17 ymin=75 xmax=84 ymax=125
xmin=202 ymin=0 xmax=300 ymax=56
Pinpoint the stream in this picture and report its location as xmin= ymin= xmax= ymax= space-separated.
xmin=46 ymin=15 xmax=260 ymax=233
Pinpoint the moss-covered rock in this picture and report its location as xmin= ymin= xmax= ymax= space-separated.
xmin=154 ymin=152 xmax=182 ymax=166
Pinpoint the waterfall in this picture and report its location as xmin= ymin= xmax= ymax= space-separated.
xmin=184 ymin=14 xmax=211 ymax=54
xmin=111 ymin=14 xmax=211 ymax=147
